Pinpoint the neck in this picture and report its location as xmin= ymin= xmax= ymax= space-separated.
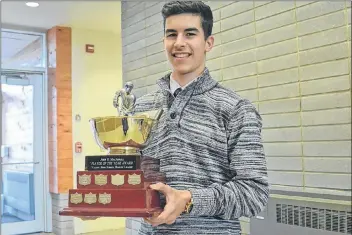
xmin=171 ymin=66 xmax=205 ymax=87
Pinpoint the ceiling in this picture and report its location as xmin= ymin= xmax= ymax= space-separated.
xmin=1 ymin=1 xmax=121 ymax=33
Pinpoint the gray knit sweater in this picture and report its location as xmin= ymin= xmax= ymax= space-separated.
xmin=135 ymin=68 xmax=269 ymax=235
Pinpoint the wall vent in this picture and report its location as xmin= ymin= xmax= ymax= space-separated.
xmin=276 ymin=204 xmax=351 ymax=234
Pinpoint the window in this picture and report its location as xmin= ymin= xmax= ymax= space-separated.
xmin=1 ymin=30 xmax=45 ymax=69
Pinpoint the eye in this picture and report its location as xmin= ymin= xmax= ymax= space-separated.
xmin=167 ymin=33 xmax=177 ymax=37
xmin=186 ymin=32 xmax=196 ymax=37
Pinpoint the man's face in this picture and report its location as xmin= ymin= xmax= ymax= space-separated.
xmin=163 ymin=14 xmax=214 ymax=75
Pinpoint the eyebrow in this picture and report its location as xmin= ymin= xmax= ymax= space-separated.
xmin=165 ymin=27 xmax=200 ymax=34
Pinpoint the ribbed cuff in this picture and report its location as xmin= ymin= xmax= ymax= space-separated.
xmin=188 ymin=188 xmax=216 ymax=216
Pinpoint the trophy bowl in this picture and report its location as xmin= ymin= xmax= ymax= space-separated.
xmin=90 ymin=115 xmax=156 ymax=155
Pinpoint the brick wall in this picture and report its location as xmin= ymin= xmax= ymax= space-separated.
xmin=121 ymin=1 xmax=351 ymax=234
xmin=51 ymin=193 xmax=74 ymax=235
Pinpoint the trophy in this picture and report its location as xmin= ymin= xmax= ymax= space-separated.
xmin=59 ymin=82 xmax=165 ymax=217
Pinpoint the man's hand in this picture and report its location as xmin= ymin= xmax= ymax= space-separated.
xmin=144 ymin=182 xmax=191 ymax=227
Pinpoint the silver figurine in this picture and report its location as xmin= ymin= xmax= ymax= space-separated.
xmin=113 ymin=82 xmax=136 ymax=116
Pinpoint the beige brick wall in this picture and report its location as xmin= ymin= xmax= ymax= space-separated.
xmin=121 ymin=1 xmax=351 ymax=234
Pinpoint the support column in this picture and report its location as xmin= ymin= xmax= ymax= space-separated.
xmin=47 ymin=26 xmax=74 ymax=235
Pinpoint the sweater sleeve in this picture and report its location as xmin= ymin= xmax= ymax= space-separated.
xmin=188 ymin=99 xmax=269 ymax=220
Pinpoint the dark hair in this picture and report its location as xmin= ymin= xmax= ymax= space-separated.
xmin=161 ymin=1 xmax=213 ymax=39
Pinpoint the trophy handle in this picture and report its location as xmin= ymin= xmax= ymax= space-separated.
xmin=89 ymin=119 xmax=107 ymax=151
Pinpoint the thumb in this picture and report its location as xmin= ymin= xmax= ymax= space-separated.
xmin=149 ymin=182 xmax=170 ymax=194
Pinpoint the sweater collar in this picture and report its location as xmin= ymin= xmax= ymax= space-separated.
xmin=157 ymin=67 xmax=218 ymax=96
xmin=169 ymin=73 xmax=199 ymax=95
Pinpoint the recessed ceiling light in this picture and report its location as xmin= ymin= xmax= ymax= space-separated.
xmin=26 ymin=2 xmax=39 ymax=7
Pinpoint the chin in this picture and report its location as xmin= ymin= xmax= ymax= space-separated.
xmin=172 ymin=65 xmax=193 ymax=75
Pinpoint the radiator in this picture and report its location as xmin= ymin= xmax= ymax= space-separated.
xmin=250 ymin=193 xmax=351 ymax=235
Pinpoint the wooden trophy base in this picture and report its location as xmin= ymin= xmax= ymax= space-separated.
xmin=58 ymin=188 xmax=163 ymax=217
xmin=59 ymin=155 xmax=165 ymax=218
xmin=59 ymin=207 xmax=162 ymax=218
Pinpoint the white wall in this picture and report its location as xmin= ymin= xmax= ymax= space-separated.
xmin=71 ymin=27 xmax=125 ymax=234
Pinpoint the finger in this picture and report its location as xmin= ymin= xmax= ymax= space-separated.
xmin=144 ymin=214 xmax=160 ymax=223
xmin=166 ymin=218 xmax=176 ymax=225
xmin=152 ymin=211 xmax=162 ymax=217
xmin=165 ymin=215 xmax=176 ymax=224
xmin=145 ymin=196 xmax=176 ymax=226
xmin=143 ymin=217 xmax=152 ymax=224
xmin=144 ymin=217 xmax=156 ymax=225
xmin=149 ymin=182 xmax=171 ymax=194
xmin=144 ymin=217 xmax=162 ymax=227
xmin=155 ymin=204 xmax=175 ymax=225
xmin=149 ymin=182 xmax=165 ymax=190
xmin=145 ymin=211 xmax=168 ymax=226
xmin=143 ymin=211 xmax=160 ymax=222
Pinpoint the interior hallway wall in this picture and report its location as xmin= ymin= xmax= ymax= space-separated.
xmin=120 ymin=1 xmax=351 ymax=234
xmin=71 ymin=27 xmax=124 ymax=234
xmin=49 ymin=26 xmax=125 ymax=235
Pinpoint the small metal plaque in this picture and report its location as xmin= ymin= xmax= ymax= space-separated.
xmin=85 ymin=155 xmax=138 ymax=171
xmin=98 ymin=193 xmax=112 ymax=205
xmin=95 ymin=174 xmax=108 ymax=186
xmin=128 ymin=173 xmax=141 ymax=185
xmin=111 ymin=174 xmax=125 ymax=187
xmin=70 ymin=192 xmax=83 ymax=204
xmin=84 ymin=192 xmax=97 ymax=204
xmin=78 ymin=174 xmax=91 ymax=186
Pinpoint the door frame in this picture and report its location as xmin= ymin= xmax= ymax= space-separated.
xmin=1 ymin=28 xmax=52 ymax=234
xmin=1 ymin=72 xmax=45 ymax=234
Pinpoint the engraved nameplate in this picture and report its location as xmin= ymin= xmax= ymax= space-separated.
xmin=128 ymin=173 xmax=141 ymax=185
xmin=95 ymin=174 xmax=108 ymax=186
xmin=85 ymin=155 xmax=138 ymax=171
xmin=84 ymin=193 xmax=97 ymax=204
xmin=111 ymin=174 xmax=125 ymax=186
xmin=98 ymin=193 xmax=112 ymax=205
xmin=78 ymin=174 xmax=91 ymax=186
xmin=70 ymin=192 xmax=83 ymax=204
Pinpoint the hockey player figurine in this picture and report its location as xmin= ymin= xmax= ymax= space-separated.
xmin=113 ymin=82 xmax=136 ymax=116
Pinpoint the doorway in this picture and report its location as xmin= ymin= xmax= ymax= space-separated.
xmin=1 ymin=72 xmax=46 ymax=235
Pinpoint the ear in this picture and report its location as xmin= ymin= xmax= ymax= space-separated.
xmin=205 ymin=35 xmax=214 ymax=52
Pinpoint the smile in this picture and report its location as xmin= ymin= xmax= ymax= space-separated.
xmin=172 ymin=53 xmax=191 ymax=58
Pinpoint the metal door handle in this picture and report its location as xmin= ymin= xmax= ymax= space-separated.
xmin=1 ymin=161 xmax=40 ymax=165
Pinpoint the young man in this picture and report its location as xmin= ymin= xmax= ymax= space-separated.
xmin=134 ymin=1 xmax=269 ymax=234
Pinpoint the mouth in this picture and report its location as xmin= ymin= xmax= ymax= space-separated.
xmin=172 ymin=52 xmax=191 ymax=58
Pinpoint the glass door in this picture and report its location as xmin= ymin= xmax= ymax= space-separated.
xmin=1 ymin=73 xmax=45 ymax=235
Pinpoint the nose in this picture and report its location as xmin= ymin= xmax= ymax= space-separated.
xmin=174 ymin=34 xmax=186 ymax=48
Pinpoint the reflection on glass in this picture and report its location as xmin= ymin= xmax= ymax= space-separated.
xmin=1 ymin=31 xmax=43 ymax=68
xmin=1 ymin=82 xmax=35 ymax=223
